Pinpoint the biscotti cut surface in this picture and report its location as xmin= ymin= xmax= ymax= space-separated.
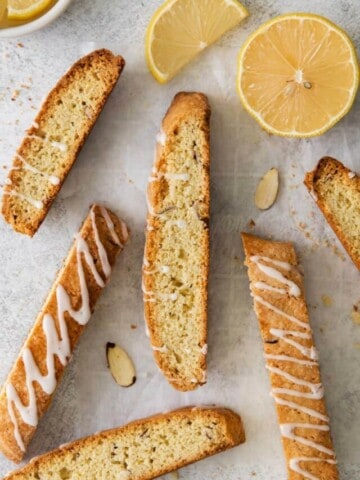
xmin=3 ymin=407 xmax=245 ymax=480
xmin=242 ymin=233 xmax=338 ymax=480
xmin=143 ymin=92 xmax=210 ymax=391
xmin=2 ymin=49 xmax=125 ymax=236
xmin=0 ymin=205 xmax=129 ymax=463
xmin=304 ymin=156 xmax=360 ymax=270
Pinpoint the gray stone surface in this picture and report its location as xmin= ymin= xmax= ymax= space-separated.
xmin=0 ymin=0 xmax=359 ymax=478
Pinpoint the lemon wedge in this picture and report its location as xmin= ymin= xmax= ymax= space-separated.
xmin=8 ymin=0 xmax=54 ymax=21
xmin=146 ymin=0 xmax=249 ymax=83
xmin=237 ymin=13 xmax=359 ymax=137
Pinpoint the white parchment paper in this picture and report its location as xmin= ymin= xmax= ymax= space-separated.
xmin=0 ymin=1 xmax=359 ymax=478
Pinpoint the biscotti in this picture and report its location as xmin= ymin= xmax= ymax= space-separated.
xmin=304 ymin=156 xmax=360 ymax=270
xmin=0 ymin=205 xmax=129 ymax=463
xmin=143 ymin=92 xmax=210 ymax=391
xmin=241 ymin=233 xmax=338 ymax=480
xmin=2 ymin=49 xmax=125 ymax=236
xmin=3 ymin=407 xmax=245 ymax=480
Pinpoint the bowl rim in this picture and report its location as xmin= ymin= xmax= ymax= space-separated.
xmin=0 ymin=0 xmax=73 ymax=38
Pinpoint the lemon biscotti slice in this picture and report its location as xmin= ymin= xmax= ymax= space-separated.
xmin=0 ymin=205 xmax=129 ymax=463
xmin=2 ymin=49 xmax=125 ymax=236
xmin=304 ymin=156 xmax=360 ymax=270
xmin=143 ymin=92 xmax=210 ymax=391
xmin=241 ymin=233 xmax=338 ymax=480
xmin=3 ymin=407 xmax=245 ymax=480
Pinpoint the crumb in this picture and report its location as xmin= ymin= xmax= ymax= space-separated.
xmin=11 ymin=89 xmax=20 ymax=101
xmin=20 ymin=83 xmax=31 ymax=89
xmin=351 ymin=310 xmax=360 ymax=325
xmin=169 ymin=472 xmax=179 ymax=479
xmin=319 ymin=327 xmax=324 ymax=333
xmin=3 ymin=165 xmax=7 ymax=169
xmin=17 ymin=42 xmax=24 ymax=48
xmin=354 ymin=304 xmax=358 ymax=312
xmin=128 ymin=178 xmax=134 ymax=184
xmin=299 ymin=222 xmax=307 ymax=229
xmin=248 ymin=218 xmax=256 ymax=229
xmin=130 ymin=324 xmax=137 ymax=330
xmin=251 ymin=472 xmax=257 ymax=477
xmin=353 ymin=343 xmax=360 ymax=350
xmin=321 ymin=295 xmax=333 ymax=307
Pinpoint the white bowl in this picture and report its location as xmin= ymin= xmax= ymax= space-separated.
xmin=0 ymin=0 xmax=73 ymax=38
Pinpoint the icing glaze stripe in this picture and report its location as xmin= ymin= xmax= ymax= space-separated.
xmin=280 ymin=424 xmax=333 ymax=455
xmin=289 ymin=458 xmax=337 ymax=480
xmin=16 ymin=153 xmax=60 ymax=186
xmin=247 ymin=251 xmax=336 ymax=480
xmin=250 ymin=255 xmax=301 ymax=297
xmin=6 ymin=206 xmax=123 ymax=452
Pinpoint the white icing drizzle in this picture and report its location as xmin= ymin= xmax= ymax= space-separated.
xmin=267 ymin=365 xmax=324 ymax=399
xmin=90 ymin=209 xmax=111 ymax=278
xmin=289 ymin=458 xmax=337 ymax=480
xmin=250 ymin=255 xmax=300 ymax=297
xmin=16 ymin=153 xmax=60 ymax=186
xmin=265 ymin=353 xmax=317 ymax=366
xmin=201 ymin=344 xmax=208 ymax=355
xmin=25 ymin=134 xmax=68 ymax=152
xmin=269 ymin=328 xmax=318 ymax=359
xmin=143 ymin=264 xmax=170 ymax=275
xmin=254 ymin=281 xmax=287 ymax=295
xmin=272 ymin=395 xmax=329 ymax=422
xmin=152 ymin=345 xmax=167 ymax=353
xmin=6 ymin=206 xmax=119 ymax=452
xmin=280 ymin=424 xmax=333 ymax=455
xmin=5 ymin=178 xmax=12 ymax=185
xmin=159 ymin=265 xmax=170 ymax=274
xmin=169 ymin=219 xmax=187 ymax=229
xmin=348 ymin=171 xmax=356 ymax=179
xmin=142 ymin=281 xmax=178 ymax=302
xmin=248 ymin=253 xmax=336 ymax=479
xmin=3 ymin=190 xmax=43 ymax=210
xmin=253 ymin=295 xmax=310 ymax=330
xmin=31 ymin=121 xmax=39 ymax=129
xmin=156 ymin=129 xmax=166 ymax=146
xmin=99 ymin=206 xmax=123 ymax=247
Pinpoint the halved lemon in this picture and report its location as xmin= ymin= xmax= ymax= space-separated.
xmin=237 ymin=13 xmax=359 ymax=137
xmin=146 ymin=0 xmax=249 ymax=83
xmin=8 ymin=0 xmax=54 ymax=20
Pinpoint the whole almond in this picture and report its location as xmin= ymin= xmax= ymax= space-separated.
xmin=106 ymin=343 xmax=136 ymax=387
xmin=255 ymin=168 xmax=279 ymax=210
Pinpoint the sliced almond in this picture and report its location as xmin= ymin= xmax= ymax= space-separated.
xmin=255 ymin=167 xmax=279 ymax=210
xmin=106 ymin=343 xmax=136 ymax=387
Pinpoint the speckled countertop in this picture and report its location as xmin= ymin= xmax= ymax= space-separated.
xmin=0 ymin=0 xmax=359 ymax=478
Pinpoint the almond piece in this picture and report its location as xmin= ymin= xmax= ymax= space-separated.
xmin=106 ymin=343 xmax=136 ymax=387
xmin=255 ymin=167 xmax=279 ymax=210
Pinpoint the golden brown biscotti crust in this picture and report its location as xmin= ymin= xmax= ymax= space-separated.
xmin=143 ymin=92 xmax=210 ymax=391
xmin=304 ymin=156 xmax=360 ymax=270
xmin=2 ymin=49 xmax=125 ymax=236
xmin=3 ymin=407 xmax=245 ymax=480
xmin=241 ymin=233 xmax=338 ymax=480
xmin=0 ymin=205 xmax=129 ymax=463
